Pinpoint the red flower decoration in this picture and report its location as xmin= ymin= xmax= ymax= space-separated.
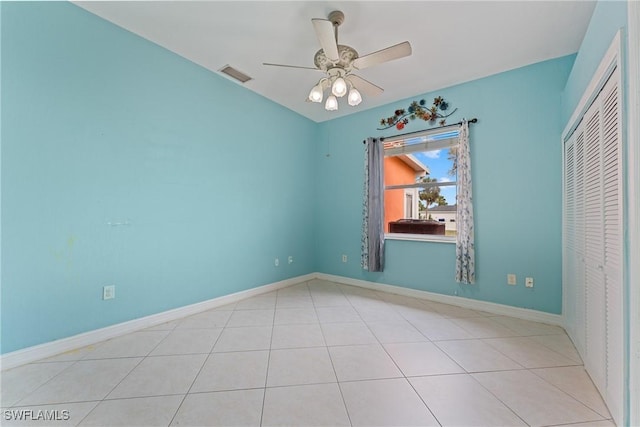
xmin=396 ymin=122 xmax=405 ymax=130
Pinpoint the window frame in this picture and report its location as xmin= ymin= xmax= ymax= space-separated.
xmin=382 ymin=127 xmax=460 ymax=243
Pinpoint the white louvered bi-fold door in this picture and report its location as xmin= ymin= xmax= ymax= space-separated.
xmin=601 ymin=71 xmax=623 ymax=423
xmin=563 ymin=69 xmax=622 ymax=424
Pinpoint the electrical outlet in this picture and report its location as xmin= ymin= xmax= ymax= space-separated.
xmin=507 ymin=274 xmax=517 ymax=285
xmin=103 ymin=285 xmax=115 ymax=300
xmin=342 ymin=254 xmax=348 ymax=263
xmin=274 ymin=258 xmax=279 ymax=267
xmin=525 ymin=277 xmax=534 ymax=288
xmin=288 ymin=256 xmax=293 ymax=264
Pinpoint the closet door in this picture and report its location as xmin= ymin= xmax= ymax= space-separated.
xmin=573 ymin=130 xmax=586 ymax=355
xmin=601 ymin=70 xmax=623 ymax=421
xmin=573 ymin=131 xmax=587 ymax=357
xmin=564 ymin=134 xmax=577 ymax=338
xmin=563 ymin=38 xmax=623 ymax=425
xmin=583 ymin=94 xmax=606 ymax=389
xmin=565 ymin=68 xmax=622 ymax=423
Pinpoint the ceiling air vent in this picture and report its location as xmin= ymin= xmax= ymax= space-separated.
xmin=218 ymin=65 xmax=252 ymax=83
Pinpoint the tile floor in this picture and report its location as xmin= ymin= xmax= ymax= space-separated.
xmin=1 ymin=279 xmax=615 ymax=426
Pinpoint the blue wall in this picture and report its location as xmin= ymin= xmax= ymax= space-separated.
xmin=314 ymin=55 xmax=576 ymax=314
xmin=561 ymin=0 xmax=628 ymax=124
xmin=1 ymin=3 xmax=317 ymax=354
xmin=1 ymin=1 xmax=589 ymax=355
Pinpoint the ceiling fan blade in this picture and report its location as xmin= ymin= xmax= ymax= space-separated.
xmin=263 ymin=62 xmax=319 ymax=70
xmin=312 ymin=18 xmax=339 ymax=62
xmin=352 ymin=41 xmax=412 ymax=70
xmin=346 ymin=74 xmax=384 ymax=97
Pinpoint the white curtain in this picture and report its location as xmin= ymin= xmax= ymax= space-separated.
xmin=455 ymin=120 xmax=475 ymax=283
xmin=361 ymin=137 xmax=385 ymax=272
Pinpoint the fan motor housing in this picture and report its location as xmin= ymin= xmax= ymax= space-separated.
xmin=314 ymin=45 xmax=358 ymax=72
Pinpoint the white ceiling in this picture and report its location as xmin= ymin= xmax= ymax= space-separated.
xmin=74 ymin=1 xmax=596 ymax=123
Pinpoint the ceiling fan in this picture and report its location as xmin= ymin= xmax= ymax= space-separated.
xmin=263 ymin=10 xmax=412 ymax=111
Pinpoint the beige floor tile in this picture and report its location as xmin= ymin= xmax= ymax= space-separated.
xmin=275 ymin=295 xmax=314 ymax=309
xmin=234 ymin=295 xmax=276 ymax=310
xmin=409 ymin=318 xmax=474 ymax=341
xmin=321 ymin=322 xmax=378 ymax=346
xmin=226 ymin=309 xmax=274 ymax=327
xmin=356 ymin=306 xmax=406 ymax=322
xmin=267 ymin=347 xmax=336 ymax=387
xmin=149 ymin=328 xmax=221 ymax=356
xmin=366 ymin=320 xmax=429 ymax=343
xmin=81 ymin=331 xmax=170 ymax=360
xmin=190 ymin=350 xmax=269 ymax=392
xmin=262 ymin=383 xmax=350 ymax=427
xmin=37 ymin=345 xmax=101 ymax=363
xmin=435 ymin=339 xmax=524 ymax=372
xmin=144 ymin=320 xmax=180 ymax=332
xmin=107 ymin=354 xmax=206 ymax=399
xmin=340 ymin=378 xmax=439 ymax=426
xmin=530 ymin=333 xmax=583 ymax=363
xmin=80 ymin=395 xmax=182 ymax=426
xmin=171 ymin=389 xmax=264 ymax=426
xmin=175 ymin=310 xmax=231 ymax=329
xmin=329 ymin=344 xmax=402 ymax=381
xmin=489 ymin=315 xmax=565 ymax=336
xmin=384 ymin=342 xmax=464 ymax=377
xmin=19 ymin=359 xmax=141 ymax=405
xmin=472 ymin=370 xmax=605 ymax=426
xmin=531 ymin=366 xmax=611 ymax=418
xmin=429 ymin=302 xmax=487 ymax=318
xmin=484 ymin=336 xmax=581 ymax=368
xmin=451 ymin=317 xmax=521 ymax=338
xmin=315 ymin=306 xmax=361 ymax=323
xmin=310 ymin=293 xmax=351 ymax=307
xmin=410 ymin=374 xmax=527 ymax=426
xmin=212 ymin=326 xmax=272 ymax=352
xmin=277 ymin=283 xmax=310 ymax=297
xmin=394 ymin=304 xmax=445 ymax=323
xmin=270 ymin=323 xmax=325 ymax=349
xmin=1 ymin=362 xmax=73 ymax=407
xmin=273 ymin=308 xmax=318 ymax=325
xmin=551 ymin=420 xmax=616 ymax=427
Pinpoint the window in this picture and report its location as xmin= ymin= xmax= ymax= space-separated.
xmin=383 ymin=127 xmax=459 ymax=241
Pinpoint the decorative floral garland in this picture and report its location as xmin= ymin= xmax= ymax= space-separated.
xmin=378 ymin=96 xmax=457 ymax=130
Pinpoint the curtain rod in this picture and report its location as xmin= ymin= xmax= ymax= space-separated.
xmin=363 ymin=118 xmax=478 ymax=144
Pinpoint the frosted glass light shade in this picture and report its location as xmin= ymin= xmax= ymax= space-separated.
xmin=331 ymin=77 xmax=347 ymax=97
xmin=348 ymin=88 xmax=362 ymax=106
xmin=325 ymin=95 xmax=338 ymax=111
xmin=308 ymin=84 xmax=323 ymax=103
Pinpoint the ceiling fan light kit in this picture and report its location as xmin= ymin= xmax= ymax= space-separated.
xmin=264 ymin=10 xmax=412 ymax=112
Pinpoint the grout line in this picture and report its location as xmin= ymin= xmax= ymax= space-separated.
xmin=258 ymin=283 xmax=281 ymax=427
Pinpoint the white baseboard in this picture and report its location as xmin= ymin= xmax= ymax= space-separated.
xmin=2 ymin=271 xmax=564 ymax=371
xmin=317 ymin=273 xmax=564 ymax=327
xmin=0 ymin=273 xmax=315 ymax=371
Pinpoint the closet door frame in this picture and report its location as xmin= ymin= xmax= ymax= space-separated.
xmin=627 ymin=2 xmax=640 ymax=425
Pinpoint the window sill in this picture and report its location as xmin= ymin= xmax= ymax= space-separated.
xmin=385 ymin=233 xmax=456 ymax=244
